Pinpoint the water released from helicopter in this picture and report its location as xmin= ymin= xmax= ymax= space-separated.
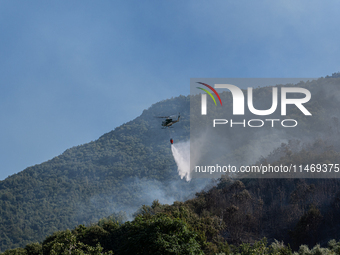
xmin=171 ymin=141 xmax=191 ymax=181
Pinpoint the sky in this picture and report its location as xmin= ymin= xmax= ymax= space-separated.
xmin=1 ymin=0 xmax=340 ymax=180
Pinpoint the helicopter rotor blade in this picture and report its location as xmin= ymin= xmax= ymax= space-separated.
xmin=154 ymin=116 xmax=170 ymax=118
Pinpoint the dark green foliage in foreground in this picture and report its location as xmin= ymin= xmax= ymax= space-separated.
xmin=2 ymin=212 xmax=204 ymax=255
xmin=117 ymin=215 xmax=203 ymax=254
xmin=3 ymin=201 xmax=340 ymax=255
xmin=3 ymin=170 xmax=340 ymax=254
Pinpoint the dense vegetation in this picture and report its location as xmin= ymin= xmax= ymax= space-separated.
xmin=0 ymin=94 xmax=196 ymax=251
xmin=1 ymin=73 xmax=340 ymax=252
xmin=3 ymin=174 xmax=340 ymax=254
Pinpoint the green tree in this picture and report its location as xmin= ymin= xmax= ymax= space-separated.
xmin=118 ymin=215 xmax=203 ymax=255
xmin=42 ymin=229 xmax=112 ymax=255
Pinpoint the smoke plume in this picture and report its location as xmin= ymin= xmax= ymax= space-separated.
xmin=171 ymin=141 xmax=191 ymax=181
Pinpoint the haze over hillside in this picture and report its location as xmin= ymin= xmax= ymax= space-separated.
xmin=0 ymin=94 xmax=208 ymax=251
xmin=1 ymin=74 xmax=340 ymax=251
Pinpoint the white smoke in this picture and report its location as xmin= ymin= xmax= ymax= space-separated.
xmin=171 ymin=141 xmax=191 ymax=181
xmin=172 ymin=138 xmax=205 ymax=181
xmin=171 ymin=133 xmax=210 ymax=181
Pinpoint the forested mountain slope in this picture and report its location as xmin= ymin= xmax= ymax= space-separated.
xmin=0 ymin=95 xmax=196 ymax=251
xmin=1 ymin=74 xmax=340 ymax=251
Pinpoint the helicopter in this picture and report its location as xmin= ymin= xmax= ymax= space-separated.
xmin=155 ymin=113 xmax=180 ymax=129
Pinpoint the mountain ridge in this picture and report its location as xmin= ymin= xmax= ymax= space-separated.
xmin=0 ymin=94 xmax=195 ymax=251
xmin=1 ymin=75 xmax=340 ymax=251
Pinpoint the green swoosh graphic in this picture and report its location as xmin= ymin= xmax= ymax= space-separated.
xmin=197 ymin=87 xmax=217 ymax=105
